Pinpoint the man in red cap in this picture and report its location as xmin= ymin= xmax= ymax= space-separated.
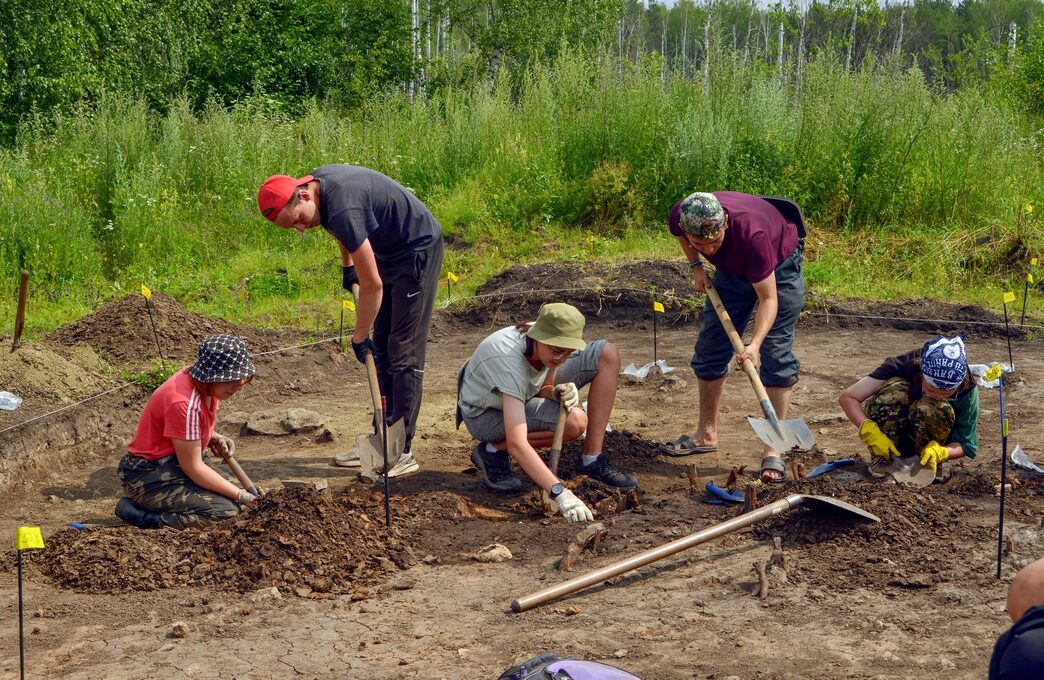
xmin=258 ymin=165 xmax=444 ymax=477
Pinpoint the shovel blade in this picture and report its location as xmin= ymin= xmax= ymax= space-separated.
xmin=357 ymin=420 xmax=407 ymax=478
xmin=747 ymin=415 xmax=816 ymax=451
xmin=797 ymin=494 xmax=881 ymax=523
xmin=888 ymin=455 xmax=935 ymax=487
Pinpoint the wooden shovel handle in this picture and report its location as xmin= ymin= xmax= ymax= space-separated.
xmin=350 ymin=283 xmax=384 ymax=422
xmin=549 ymin=403 xmax=568 ymax=476
xmin=704 ymin=284 xmax=772 ymax=404
xmin=222 ymin=452 xmax=258 ymax=496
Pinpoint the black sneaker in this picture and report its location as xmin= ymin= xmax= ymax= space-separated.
xmin=577 ymin=454 xmax=638 ymax=491
xmin=470 ymin=444 xmax=522 ymax=492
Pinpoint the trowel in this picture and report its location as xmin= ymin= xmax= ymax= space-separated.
xmin=871 ymin=453 xmax=935 ymax=487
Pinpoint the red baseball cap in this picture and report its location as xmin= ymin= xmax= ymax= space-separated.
xmin=257 ymin=174 xmax=314 ymax=221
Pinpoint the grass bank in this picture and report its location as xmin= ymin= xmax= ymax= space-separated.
xmin=0 ymin=53 xmax=1040 ymax=337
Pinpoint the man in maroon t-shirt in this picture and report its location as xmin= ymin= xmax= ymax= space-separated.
xmin=664 ymin=192 xmax=804 ymax=480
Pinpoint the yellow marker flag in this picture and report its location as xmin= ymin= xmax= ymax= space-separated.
xmin=1032 ymin=258 xmax=1039 ymax=266
xmin=447 ymin=272 xmax=459 ymax=283
xmin=653 ymin=301 xmax=665 ymax=314
xmin=140 ymin=284 xmax=152 ymax=300
xmin=16 ymin=526 xmax=44 ymax=551
xmin=1003 ymin=419 xmax=1009 ymax=437
xmin=342 ymin=299 xmax=355 ymax=312
xmin=984 ymin=363 xmax=1003 ymax=382
xmin=1029 ymin=273 xmax=1035 ymax=284
xmin=1003 ymin=291 xmax=1016 ymax=304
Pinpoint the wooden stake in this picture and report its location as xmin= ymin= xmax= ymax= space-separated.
xmin=11 ymin=270 xmax=28 ymax=353
xmin=686 ymin=464 xmax=700 ymax=495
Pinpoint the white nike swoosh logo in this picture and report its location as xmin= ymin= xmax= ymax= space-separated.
xmin=407 ymin=291 xmax=421 ymax=298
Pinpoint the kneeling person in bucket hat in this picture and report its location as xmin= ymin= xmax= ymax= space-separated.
xmin=457 ymin=303 xmax=637 ymax=523
xmin=839 ymin=335 xmax=979 ymax=476
xmin=115 ymin=335 xmax=259 ymax=529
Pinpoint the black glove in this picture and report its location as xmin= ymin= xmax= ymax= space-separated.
xmin=351 ymin=337 xmax=376 ymax=364
xmin=341 ymin=265 xmax=359 ymax=291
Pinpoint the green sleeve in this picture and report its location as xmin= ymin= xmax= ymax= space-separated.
xmin=947 ymin=387 xmax=979 ymax=459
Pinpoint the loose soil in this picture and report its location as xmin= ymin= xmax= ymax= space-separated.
xmin=1 ymin=267 xmax=1043 ymax=680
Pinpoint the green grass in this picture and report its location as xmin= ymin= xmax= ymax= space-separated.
xmin=0 ymin=51 xmax=1041 ymax=339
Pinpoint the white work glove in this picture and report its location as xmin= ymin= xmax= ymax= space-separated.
xmin=236 ymin=489 xmax=257 ymax=504
xmin=554 ymin=382 xmax=580 ymax=410
xmin=555 ymin=489 xmax=593 ymax=523
xmin=210 ymin=433 xmax=235 ymax=459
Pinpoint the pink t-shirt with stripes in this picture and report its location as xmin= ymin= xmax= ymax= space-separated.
xmin=127 ymin=369 xmax=220 ymax=460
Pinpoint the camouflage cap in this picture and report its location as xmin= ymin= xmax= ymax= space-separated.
xmin=677 ymin=192 xmax=725 ymax=237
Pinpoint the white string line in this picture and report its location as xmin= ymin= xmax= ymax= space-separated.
xmin=0 ymin=382 xmax=137 ymax=436
xmin=0 ymin=338 xmax=342 ymax=436
xmin=438 ymin=285 xmax=1044 ymax=331
xmin=1 ymin=287 xmax=1038 ymax=436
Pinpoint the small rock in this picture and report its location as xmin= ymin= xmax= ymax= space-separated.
xmin=244 ymin=408 xmax=324 ymax=436
xmin=422 ymin=554 xmax=438 ymax=564
xmin=613 ymin=649 xmax=627 ymax=658
xmin=171 ymin=622 xmax=189 ymax=638
xmin=47 ymin=495 xmax=60 ymax=504
xmin=32 ymin=609 xmax=44 ymax=618
xmin=31 ymin=625 xmax=43 ymax=635
xmin=938 ymin=655 xmax=957 ymax=670
xmin=249 ymin=587 xmax=282 ymax=603
xmin=389 ymin=576 xmax=417 ymax=591
xmin=474 ymin=543 xmax=513 ymax=563
xmin=457 ymin=648 xmax=468 ymax=658
xmin=281 ymin=479 xmax=329 ymax=492
xmin=564 ymin=606 xmax=581 ymax=616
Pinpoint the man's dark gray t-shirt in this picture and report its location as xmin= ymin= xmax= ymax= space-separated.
xmin=313 ymin=165 xmax=441 ymax=264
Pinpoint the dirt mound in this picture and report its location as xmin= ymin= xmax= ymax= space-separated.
xmin=47 ymin=292 xmax=295 ymax=368
xmin=802 ymin=295 xmax=1025 ymax=339
xmin=30 ymin=486 xmax=459 ymax=598
xmin=750 ymin=477 xmax=996 ymax=590
xmin=446 ymin=260 xmax=1023 ymax=336
xmin=451 ymin=260 xmax=696 ymax=325
xmin=0 ymin=342 xmax=117 ymax=413
xmin=556 ymin=429 xmax=665 ymax=478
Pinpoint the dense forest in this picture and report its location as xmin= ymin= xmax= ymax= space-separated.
xmin=2 ymin=0 xmax=1041 ymax=142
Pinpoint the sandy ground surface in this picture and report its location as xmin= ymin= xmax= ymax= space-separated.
xmin=1 ymin=282 xmax=1042 ymax=679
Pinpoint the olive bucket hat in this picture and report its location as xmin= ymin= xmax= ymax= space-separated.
xmin=189 ymin=335 xmax=257 ymax=383
xmin=526 ymin=303 xmax=587 ymax=351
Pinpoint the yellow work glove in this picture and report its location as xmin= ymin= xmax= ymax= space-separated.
xmin=919 ymin=441 xmax=950 ymax=472
xmin=858 ymin=420 xmax=901 ymax=461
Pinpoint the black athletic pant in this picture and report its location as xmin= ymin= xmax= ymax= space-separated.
xmin=372 ymin=234 xmax=444 ymax=453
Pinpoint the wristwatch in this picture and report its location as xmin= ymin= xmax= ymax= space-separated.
xmin=688 ymin=259 xmax=704 ymax=270
xmin=548 ymin=482 xmax=565 ymax=499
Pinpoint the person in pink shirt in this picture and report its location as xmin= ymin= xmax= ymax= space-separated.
xmin=114 ymin=335 xmax=257 ymax=529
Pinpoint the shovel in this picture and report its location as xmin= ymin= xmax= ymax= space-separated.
xmin=541 ymin=403 xmax=569 ymax=513
xmin=704 ymin=284 xmax=815 ymax=452
xmin=511 ymin=492 xmax=879 ymax=611
xmin=349 ymin=284 xmax=407 ymax=479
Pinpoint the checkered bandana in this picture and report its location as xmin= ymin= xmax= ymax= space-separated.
xmin=921 ymin=335 xmax=967 ymax=391
xmin=189 ymin=335 xmax=256 ymax=383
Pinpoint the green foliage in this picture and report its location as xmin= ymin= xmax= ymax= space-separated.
xmin=0 ymin=50 xmax=1040 ymax=336
xmin=122 ymin=358 xmax=179 ymax=392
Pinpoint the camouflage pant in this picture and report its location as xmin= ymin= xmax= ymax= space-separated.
xmin=118 ymin=452 xmax=240 ymax=529
xmin=864 ymin=377 xmax=955 ymax=456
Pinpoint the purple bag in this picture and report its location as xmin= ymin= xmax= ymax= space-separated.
xmin=498 ymin=653 xmax=642 ymax=680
